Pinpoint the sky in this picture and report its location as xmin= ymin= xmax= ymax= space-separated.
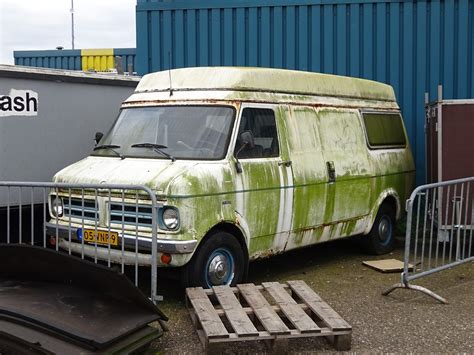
xmin=0 ymin=0 xmax=136 ymax=64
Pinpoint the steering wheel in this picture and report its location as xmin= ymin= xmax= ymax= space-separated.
xmin=176 ymin=140 xmax=193 ymax=150
xmin=195 ymin=147 xmax=214 ymax=157
xmin=194 ymin=140 xmax=215 ymax=150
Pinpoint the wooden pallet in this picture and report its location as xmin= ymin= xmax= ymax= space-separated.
xmin=185 ymin=280 xmax=352 ymax=352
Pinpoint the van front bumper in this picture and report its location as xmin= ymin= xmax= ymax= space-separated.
xmin=45 ymin=222 xmax=197 ymax=255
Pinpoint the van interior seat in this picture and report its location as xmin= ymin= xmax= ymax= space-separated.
xmin=263 ymin=137 xmax=279 ymax=157
xmin=240 ymin=144 xmax=264 ymax=158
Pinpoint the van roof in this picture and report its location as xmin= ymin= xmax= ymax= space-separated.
xmin=135 ymin=67 xmax=396 ymax=102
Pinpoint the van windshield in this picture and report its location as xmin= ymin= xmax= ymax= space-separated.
xmin=92 ymin=106 xmax=236 ymax=160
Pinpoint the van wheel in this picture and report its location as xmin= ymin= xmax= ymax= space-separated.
xmin=363 ymin=204 xmax=396 ymax=255
xmin=184 ymin=231 xmax=245 ymax=288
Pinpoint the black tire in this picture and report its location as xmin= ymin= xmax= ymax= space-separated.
xmin=363 ymin=204 xmax=396 ymax=255
xmin=183 ymin=231 xmax=246 ymax=288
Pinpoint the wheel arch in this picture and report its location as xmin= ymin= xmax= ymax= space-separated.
xmin=204 ymin=222 xmax=249 ymax=262
xmin=189 ymin=221 xmax=250 ymax=277
xmin=364 ymin=189 xmax=401 ymax=235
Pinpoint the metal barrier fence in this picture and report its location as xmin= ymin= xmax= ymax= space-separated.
xmin=0 ymin=182 xmax=162 ymax=303
xmin=384 ymin=177 xmax=474 ymax=303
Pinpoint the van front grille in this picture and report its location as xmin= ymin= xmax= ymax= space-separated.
xmin=60 ymin=197 xmax=154 ymax=228
xmin=63 ymin=198 xmax=98 ymax=222
xmin=109 ymin=203 xmax=153 ymax=227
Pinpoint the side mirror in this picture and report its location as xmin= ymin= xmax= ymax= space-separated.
xmin=240 ymin=130 xmax=255 ymax=148
xmin=94 ymin=131 xmax=104 ymax=145
xmin=234 ymin=130 xmax=255 ymax=174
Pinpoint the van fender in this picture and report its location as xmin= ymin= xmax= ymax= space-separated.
xmin=363 ymin=189 xmax=401 ymax=235
xmin=192 ymin=212 xmax=251 ymax=279
xmin=221 ymin=202 xmax=251 ymax=249
xmin=198 ymin=211 xmax=251 ymax=253
xmin=233 ymin=211 xmax=251 ymax=249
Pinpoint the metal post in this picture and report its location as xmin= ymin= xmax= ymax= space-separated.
xmin=71 ymin=0 xmax=75 ymax=50
xmin=151 ymin=195 xmax=161 ymax=302
xmin=454 ymin=197 xmax=462 ymax=261
xmin=403 ymin=196 xmax=414 ymax=282
xmin=424 ymin=92 xmax=429 ymax=184
xmin=437 ymin=85 xmax=443 ymax=183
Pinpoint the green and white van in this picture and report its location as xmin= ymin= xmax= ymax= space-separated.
xmin=48 ymin=67 xmax=415 ymax=288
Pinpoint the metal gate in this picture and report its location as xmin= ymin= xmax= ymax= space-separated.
xmin=0 ymin=182 xmax=161 ymax=303
xmin=384 ymin=177 xmax=474 ymax=303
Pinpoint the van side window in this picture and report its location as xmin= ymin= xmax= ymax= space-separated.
xmin=318 ymin=109 xmax=364 ymax=152
xmin=234 ymin=108 xmax=280 ymax=159
xmin=362 ymin=112 xmax=407 ymax=148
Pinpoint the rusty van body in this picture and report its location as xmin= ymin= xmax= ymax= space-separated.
xmin=47 ymin=67 xmax=415 ymax=288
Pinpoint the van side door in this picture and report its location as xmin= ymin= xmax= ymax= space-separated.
xmin=317 ymin=108 xmax=373 ymax=236
xmin=281 ymin=106 xmax=329 ymax=250
xmin=233 ymin=104 xmax=293 ymax=257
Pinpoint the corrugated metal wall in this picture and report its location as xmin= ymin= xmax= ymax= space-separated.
xmin=81 ymin=49 xmax=115 ymax=71
xmin=115 ymin=48 xmax=138 ymax=73
xmin=136 ymin=0 xmax=474 ymax=185
xmin=14 ymin=49 xmax=82 ymax=70
xmin=14 ymin=48 xmax=137 ymax=73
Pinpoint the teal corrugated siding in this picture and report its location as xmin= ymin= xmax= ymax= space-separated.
xmin=14 ymin=48 xmax=137 ymax=73
xmin=14 ymin=50 xmax=82 ymax=70
xmin=136 ymin=0 xmax=474 ymax=185
xmin=115 ymin=48 xmax=137 ymax=73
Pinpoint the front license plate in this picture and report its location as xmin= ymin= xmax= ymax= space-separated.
xmin=80 ymin=229 xmax=119 ymax=246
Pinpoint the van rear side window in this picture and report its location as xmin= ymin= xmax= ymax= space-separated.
xmin=362 ymin=112 xmax=407 ymax=149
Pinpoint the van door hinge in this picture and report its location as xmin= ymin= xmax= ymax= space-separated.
xmin=278 ymin=160 xmax=292 ymax=167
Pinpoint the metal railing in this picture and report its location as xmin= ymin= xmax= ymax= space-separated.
xmin=384 ymin=177 xmax=474 ymax=303
xmin=0 ymin=181 xmax=162 ymax=303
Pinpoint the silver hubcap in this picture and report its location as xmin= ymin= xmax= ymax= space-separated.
xmin=378 ymin=217 xmax=391 ymax=242
xmin=208 ymin=254 xmax=230 ymax=285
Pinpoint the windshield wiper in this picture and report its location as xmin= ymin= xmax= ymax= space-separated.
xmin=93 ymin=144 xmax=124 ymax=160
xmin=131 ymin=143 xmax=176 ymax=162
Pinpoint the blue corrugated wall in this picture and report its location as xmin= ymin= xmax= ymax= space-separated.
xmin=136 ymin=0 xmax=474 ymax=185
xmin=114 ymin=48 xmax=138 ymax=73
xmin=14 ymin=48 xmax=137 ymax=72
xmin=14 ymin=49 xmax=82 ymax=70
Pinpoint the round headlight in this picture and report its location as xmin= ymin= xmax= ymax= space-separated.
xmin=51 ymin=197 xmax=64 ymax=217
xmin=162 ymin=208 xmax=179 ymax=230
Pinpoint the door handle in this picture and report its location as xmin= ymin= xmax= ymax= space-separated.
xmin=326 ymin=161 xmax=336 ymax=183
xmin=278 ymin=160 xmax=292 ymax=167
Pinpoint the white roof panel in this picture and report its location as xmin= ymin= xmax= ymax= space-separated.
xmin=135 ymin=67 xmax=396 ymax=102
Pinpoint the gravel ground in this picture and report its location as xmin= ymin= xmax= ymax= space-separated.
xmin=148 ymin=237 xmax=473 ymax=353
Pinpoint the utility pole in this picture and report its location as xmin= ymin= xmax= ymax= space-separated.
xmin=71 ymin=0 xmax=75 ymax=49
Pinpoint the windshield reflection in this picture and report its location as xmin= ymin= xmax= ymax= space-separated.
xmin=93 ymin=106 xmax=235 ymax=160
